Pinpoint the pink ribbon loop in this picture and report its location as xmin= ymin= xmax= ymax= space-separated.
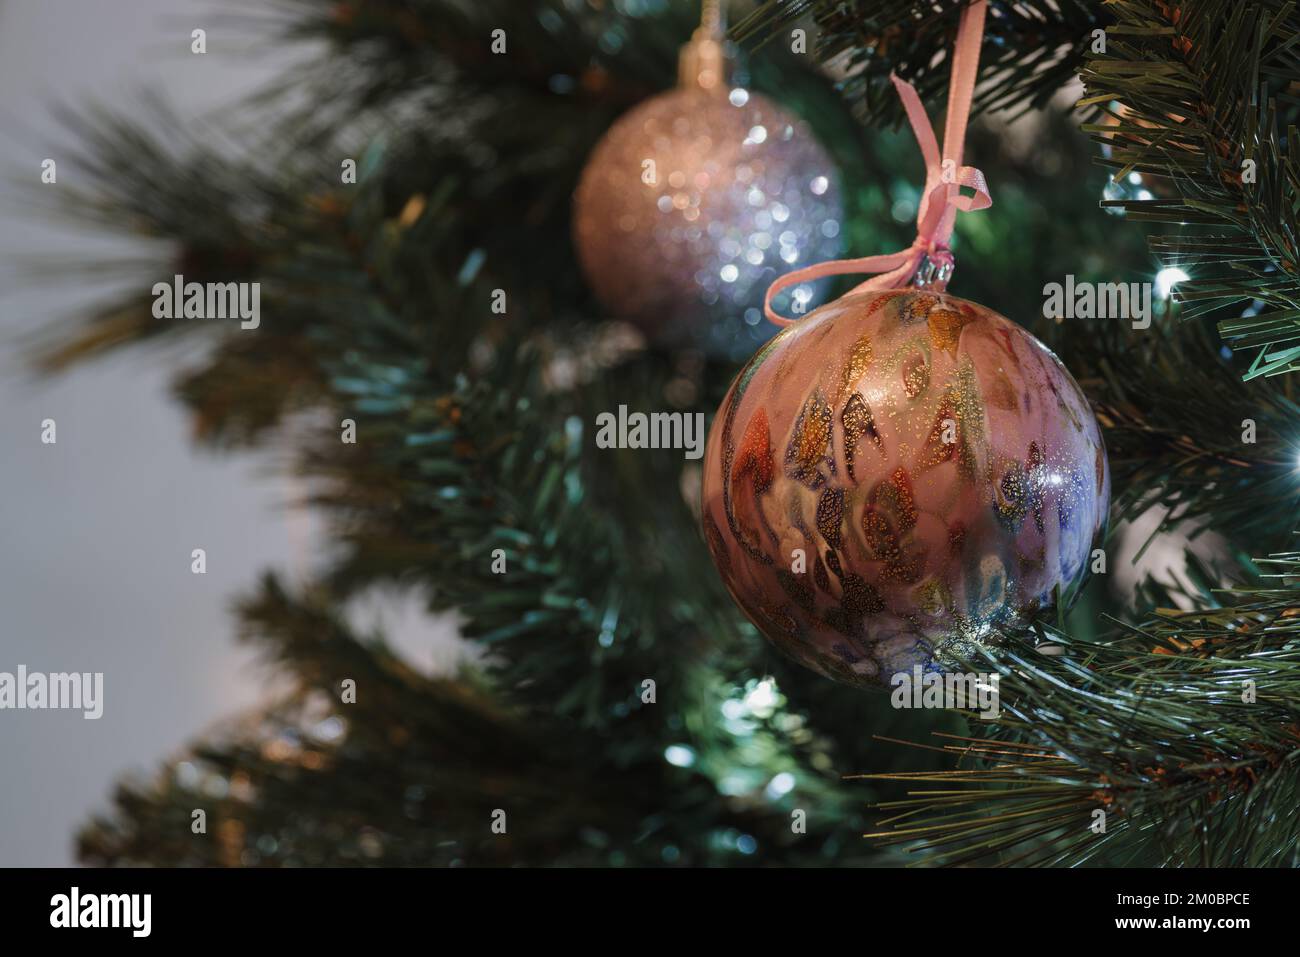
xmin=765 ymin=0 xmax=991 ymax=327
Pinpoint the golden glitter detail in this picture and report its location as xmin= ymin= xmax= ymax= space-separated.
xmin=879 ymin=468 xmax=918 ymax=530
xmin=985 ymin=368 xmax=1019 ymax=411
xmin=837 ymin=333 xmax=873 ymax=401
xmin=918 ymin=392 xmax=960 ymax=470
xmin=927 ymin=307 xmax=969 ymax=356
xmin=901 ymin=294 xmax=939 ymax=324
xmin=842 ymin=392 xmax=883 ymax=482
xmin=816 ymin=488 xmax=845 ymax=547
xmin=786 ymin=391 xmax=833 ymax=482
xmin=901 ymin=349 xmax=930 ymax=399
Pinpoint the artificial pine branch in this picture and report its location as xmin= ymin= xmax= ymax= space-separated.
xmin=1074 ymin=317 xmax=1300 ymax=554
xmin=42 ymin=0 xmax=1300 ymax=868
xmin=49 ymin=76 xmax=913 ymax=866
xmin=77 ymin=565 xmax=899 ymax=865
xmin=78 ymin=575 xmax=631 ymax=866
xmin=864 ymin=553 xmax=1300 ymax=867
xmin=1079 ymin=0 xmax=1300 ymax=377
xmin=738 ymin=1 xmax=1300 ymax=378
xmin=734 ymin=0 xmax=1106 ymax=124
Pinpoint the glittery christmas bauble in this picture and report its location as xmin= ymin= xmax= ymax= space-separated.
xmin=573 ymin=87 xmax=843 ymax=359
xmin=701 ymin=289 xmax=1109 ymax=689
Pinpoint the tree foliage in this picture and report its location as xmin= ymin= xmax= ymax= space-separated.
xmin=42 ymin=0 xmax=1300 ymax=867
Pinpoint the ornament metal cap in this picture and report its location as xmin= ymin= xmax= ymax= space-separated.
xmin=911 ymin=249 xmax=955 ymax=291
xmin=678 ymin=0 xmax=728 ymax=92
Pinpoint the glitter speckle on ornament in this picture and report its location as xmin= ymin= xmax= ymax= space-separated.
xmin=700 ymin=290 xmax=1109 ymax=689
xmin=572 ymin=15 xmax=842 ymax=359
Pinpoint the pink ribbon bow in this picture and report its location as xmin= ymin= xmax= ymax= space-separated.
xmin=764 ymin=0 xmax=992 ymax=327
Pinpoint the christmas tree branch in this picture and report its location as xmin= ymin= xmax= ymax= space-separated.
xmin=864 ymin=553 xmax=1300 ymax=867
xmin=738 ymin=1 xmax=1300 ymax=379
xmin=1074 ymin=317 xmax=1300 ymax=554
xmin=1079 ymin=0 xmax=1300 ymax=378
xmin=43 ymin=20 xmax=924 ymax=860
xmin=78 ymin=575 xmax=631 ymax=866
xmin=733 ymin=0 xmax=1105 ymax=124
xmin=41 ymin=0 xmax=1300 ymax=869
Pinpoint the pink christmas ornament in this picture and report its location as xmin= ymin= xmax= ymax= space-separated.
xmin=698 ymin=2 xmax=1109 ymax=689
xmin=700 ymin=289 xmax=1109 ymax=688
xmin=571 ymin=3 xmax=842 ymax=359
